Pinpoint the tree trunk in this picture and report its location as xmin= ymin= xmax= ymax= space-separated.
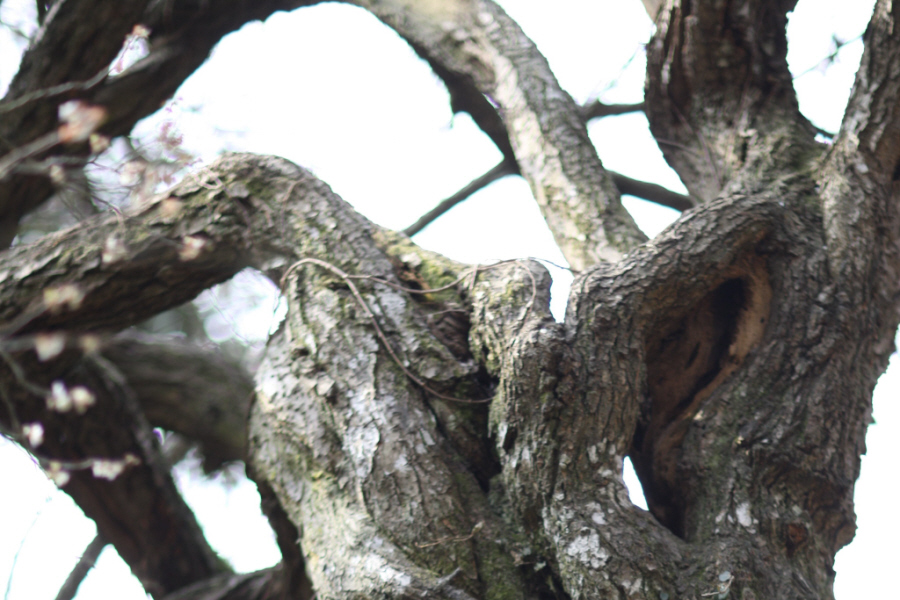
xmin=2 ymin=0 xmax=899 ymax=599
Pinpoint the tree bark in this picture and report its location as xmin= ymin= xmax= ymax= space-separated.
xmin=2 ymin=0 xmax=899 ymax=599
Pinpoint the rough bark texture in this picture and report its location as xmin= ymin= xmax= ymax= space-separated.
xmin=1 ymin=0 xmax=898 ymax=599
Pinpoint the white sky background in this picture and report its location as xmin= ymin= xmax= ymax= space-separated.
xmin=0 ymin=0 xmax=897 ymax=598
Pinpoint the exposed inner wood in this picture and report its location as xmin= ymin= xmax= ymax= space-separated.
xmin=635 ymin=254 xmax=772 ymax=537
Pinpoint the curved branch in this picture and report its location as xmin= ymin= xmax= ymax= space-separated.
xmin=0 ymin=152 xmax=530 ymax=599
xmin=352 ymin=0 xmax=646 ymax=269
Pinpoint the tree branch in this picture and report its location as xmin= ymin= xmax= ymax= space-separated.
xmin=609 ymin=170 xmax=693 ymax=212
xmin=351 ymin=0 xmax=646 ymax=269
xmin=0 ymin=152 xmax=526 ymax=598
xmin=0 ymin=0 xmax=320 ymax=246
xmin=580 ymin=99 xmax=645 ymax=121
xmin=0 ymin=0 xmax=151 ymax=246
xmin=404 ymin=159 xmax=692 ymax=239
xmin=475 ymin=179 xmax=873 ymax=597
xmin=102 ymin=333 xmax=254 ymax=471
xmin=403 ymin=158 xmax=517 ymax=236
xmin=0 ymin=348 xmax=228 ymax=597
xmin=54 ymin=534 xmax=107 ymax=600
xmin=816 ymin=0 xmax=900 ymax=379
xmin=645 ymin=0 xmax=819 ymax=201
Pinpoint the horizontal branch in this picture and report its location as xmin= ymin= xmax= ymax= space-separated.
xmin=609 ymin=170 xmax=693 ymax=212
xmin=580 ymin=99 xmax=645 ymax=121
xmin=403 ymin=159 xmax=692 ymax=239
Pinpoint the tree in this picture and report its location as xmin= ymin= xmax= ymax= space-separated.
xmin=0 ymin=0 xmax=896 ymax=598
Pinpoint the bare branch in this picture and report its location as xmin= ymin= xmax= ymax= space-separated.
xmin=816 ymin=0 xmax=900 ymax=351
xmin=0 ymin=0 xmax=317 ymax=246
xmin=580 ymin=99 xmax=645 ymax=121
xmin=353 ymin=0 xmax=646 ymax=269
xmin=54 ymin=534 xmax=107 ymax=600
xmin=609 ymin=170 xmax=693 ymax=212
xmin=645 ymin=0 xmax=819 ymax=201
xmin=404 ymin=158 xmax=691 ymax=238
xmin=403 ymin=158 xmax=517 ymax=236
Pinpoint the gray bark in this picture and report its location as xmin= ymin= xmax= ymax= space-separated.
xmin=1 ymin=0 xmax=898 ymax=599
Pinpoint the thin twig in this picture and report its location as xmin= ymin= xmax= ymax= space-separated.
xmin=415 ymin=521 xmax=483 ymax=549
xmin=0 ymin=380 xmax=21 ymax=435
xmin=0 ymin=68 xmax=108 ymax=115
xmin=349 ymin=259 xmax=538 ymax=324
xmin=0 ymin=347 xmax=51 ymax=398
xmin=403 ymin=159 xmax=518 ymax=237
xmin=4 ymin=494 xmax=53 ymax=600
xmin=54 ymin=534 xmax=108 ymax=600
xmin=88 ymin=355 xmax=169 ymax=486
xmin=792 ymin=33 xmax=863 ymax=80
xmin=0 ymin=131 xmax=61 ymax=181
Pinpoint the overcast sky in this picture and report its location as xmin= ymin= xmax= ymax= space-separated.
xmin=0 ymin=1 xmax=897 ymax=598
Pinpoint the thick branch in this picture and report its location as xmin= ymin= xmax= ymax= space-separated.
xmin=469 ymin=160 xmax=896 ymax=597
xmin=102 ymin=333 xmax=254 ymax=470
xmin=0 ymin=152 xmax=532 ymax=599
xmin=645 ymin=0 xmax=819 ymax=201
xmin=235 ymin=153 xmax=533 ymax=598
xmin=819 ymin=0 xmax=900 ymax=290
xmin=352 ymin=0 xmax=646 ymax=269
xmin=0 ymin=350 xmax=227 ymax=597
